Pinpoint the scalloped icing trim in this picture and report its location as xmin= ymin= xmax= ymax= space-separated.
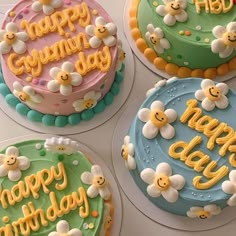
xmin=0 ymin=64 xmax=125 ymax=127
xmin=129 ymin=0 xmax=236 ymax=79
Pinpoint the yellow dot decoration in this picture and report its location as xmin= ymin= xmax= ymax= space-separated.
xmin=26 ymin=77 xmax=32 ymax=82
xmin=88 ymin=223 xmax=94 ymax=229
xmin=92 ymin=9 xmax=98 ymax=15
xmin=153 ymin=1 xmax=158 ymax=7
xmin=179 ymin=30 xmax=185 ymax=35
xmin=204 ymin=38 xmax=210 ymax=43
xmin=2 ymin=216 xmax=9 ymax=223
xmin=9 ymin=11 xmax=16 ymax=17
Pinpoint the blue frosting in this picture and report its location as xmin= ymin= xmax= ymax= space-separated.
xmin=128 ymin=78 xmax=236 ymax=216
xmin=0 ymin=64 xmax=124 ymax=127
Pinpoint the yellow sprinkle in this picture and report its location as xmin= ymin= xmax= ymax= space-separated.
xmin=26 ymin=77 xmax=32 ymax=82
xmin=153 ymin=1 xmax=158 ymax=6
xmin=88 ymin=223 xmax=94 ymax=229
xmin=204 ymin=38 xmax=210 ymax=43
xmin=92 ymin=9 xmax=98 ymax=15
xmin=179 ymin=30 xmax=185 ymax=35
xmin=2 ymin=216 xmax=9 ymax=223
xmin=9 ymin=11 xmax=16 ymax=17
xmin=65 ymin=32 xmax=71 ymax=38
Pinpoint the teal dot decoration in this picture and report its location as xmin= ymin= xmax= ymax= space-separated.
xmin=0 ymin=64 xmax=125 ymax=126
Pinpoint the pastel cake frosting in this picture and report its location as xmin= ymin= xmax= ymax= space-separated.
xmin=0 ymin=136 xmax=114 ymax=235
xmin=122 ymin=77 xmax=236 ymax=218
xmin=0 ymin=0 xmax=125 ymax=127
xmin=128 ymin=0 xmax=236 ymax=79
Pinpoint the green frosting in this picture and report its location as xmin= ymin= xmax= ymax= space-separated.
xmin=0 ymin=139 xmax=105 ymax=235
xmin=137 ymin=0 xmax=236 ymax=69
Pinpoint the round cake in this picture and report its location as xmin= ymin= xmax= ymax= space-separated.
xmin=128 ymin=0 xmax=236 ymax=79
xmin=122 ymin=77 xmax=236 ymax=218
xmin=0 ymin=0 xmax=125 ymax=127
xmin=0 ymin=136 xmax=114 ymax=235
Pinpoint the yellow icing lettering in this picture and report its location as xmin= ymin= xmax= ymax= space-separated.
xmin=0 ymin=224 xmax=13 ymax=236
xmin=229 ymin=153 xmax=236 ymax=167
xmin=0 ymin=188 xmax=15 ymax=209
xmin=219 ymin=132 xmax=236 ymax=156
xmin=193 ymin=0 xmax=233 ymax=14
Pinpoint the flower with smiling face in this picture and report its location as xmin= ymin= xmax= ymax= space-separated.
xmin=116 ymin=39 xmax=126 ymax=71
xmin=31 ymin=0 xmax=63 ymax=15
xmin=140 ymin=162 xmax=185 ymax=203
xmin=138 ymin=100 xmax=177 ymax=139
xmin=72 ymin=91 xmax=102 ymax=112
xmin=0 ymin=22 xmax=28 ymax=55
xmin=85 ymin=16 xmax=117 ymax=48
xmin=121 ymin=136 xmax=136 ymax=170
xmin=156 ymin=0 xmax=188 ymax=26
xmin=195 ymin=79 xmax=229 ymax=111
xmin=99 ymin=203 xmax=113 ymax=236
xmin=222 ymin=170 xmax=236 ymax=206
xmin=48 ymin=220 xmax=82 ymax=236
xmin=0 ymin=146 xmax=30 ymax=182
xmin=187 ymin=205 xmax=221 ymax=219
xmin=13 ymin=81 xmax=43 ymax=105
xmin=81 ymin=165 xmax=111 ymax=200
xmin=211 ymin=22 xmax=236 ymax=58
xmin=48 ymin=62 xmax=82 ymax=96
xmin=44 ymin=137 xmax=80 ymax=155
xmin=145 ymin=24 xmax=170 ymax=54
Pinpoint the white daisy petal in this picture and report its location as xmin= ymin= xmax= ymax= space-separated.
xmin=6 ymin=22 xmax=18 ymax=33
xmin=156 ymin=162 xmax=172 ymax=176
xmin=150 ymin=100 xmax=164 ymax=111
xmin=140 ymin=168 xmax=156 ymax=184
xmin=161 ymin=186 xmax=179 ymax=202
xmin=175 ymin=10 xmax=188 ymax=22
xmin=61 ymin=61 xmax=74 ymax=73
xmin=147 ymin=24 xmax=155 ymax=34
xmin=226 ymin=22 xmax=236 ymax=32
xmin=128 ymin=143 xmax=134 ymax=156
xmin=143 ymin=121 xmax=159 ymax=139
xmin=124 ymin=136 xmax=131 ymax=145
xmin=160 ymin=123 xmax=175 ymax=139
xmin=95 ymin=17 xmax=107 ymax=26
xmin=213 ymin=25 xmax=227 ymax=38
xmin=216 ymin=83 xmax=229 ymax=95
xmin=195 ymin=89 xmax=206 ymax=101
xmin=32 ymin=1 xmax=43 ymax=12
xmin=154 ymin=45 xmax=164 ymax=54
xmin=99 ymin=186 xmax=111 ymax=200
xmin=89 ymin=36 xmax=102 ymax=48
xmin=60 ymin=84 xmax=72 ymax=96
xmin=49 ymin=67 xmax=61 ymax=79
xmin=85 ymin=25 xmax=96 ymax=36
xmin=0 ymin=41 xmax=12 ymax=54
xmin=16 ymin=32 xmax=28 ymax=42
xmin=160 ymin=38 xmax=170 ymax=49
xmin=81 ymin=172 xmax=93 ymax=184
xmin=12 ymin=39 xmax=27 ymax=54
xmin=0 ymin=165 xmax=8 ymax=177
xmin=68 ymin=228 xmax=82 ymax=236
xmin=106 ymin=23 xmax=117 ymax=36
xmin=163 ymin=14 xmax=176 ymax=26
xmin=154 ymin=28 xmax=164 ymax=38
xmin=229 ymin=170 xmax=236 ymax=182
xmin=147 ymin=184 xmax=161 ymax=197
xmin=0 ymin=30 xmax=7 ymax=41
xmin=204 ymin=205 xmax=221 ymax=215
xmin=169 ymin=174 xmax=185 ymax=190
xmin=87 ymin=185 xmax=99 ymax=198
xmin=222 ymin=180 xmax=236 ymax=194
xmin=164 ymin=109 xmax=177 ymax=123
xmin=127 ymin=156 xmax=136 ymax=170
xmin=71 ymin=73 xmax=82 ymax=86
xmin=91 ymin=165 xmax=103 ymax=176
xmin=201 ymin=79 xmax=215 ymax=89
xmin=47 ymin=80 xmax=60 ymax=92
xmin=220 ymin=46 xmax=234 ymax=58
xmin=51 ymin=0 xmax=63 ymax=9
xmin=57 ymin=220 xmax=69 ymax=234
xmin=156 ymin=5 xmax=167 ymax=16
xmin=103 ymin=35 xmax=117 ymax=47
xmin=43 ymin=5 xmax=55 ymax=15
xmin=17 ymin=156 xmax=30 ymax=170
xmin=8 ymin=169 xmax=22 ymax=182
xmin=211 ymin=39 xmax=226 ymax=54
xmin=6 ymin=146 xmax=19 ymax=157
xmin=227 ymin=194 xmax=236 ymax=206
xmin=215 ymin=95 xmax=228 ymax=109
xmin=48 ymin=232 xmax=58 ymax=236
xmin=201 ymin=97 xmax=215 ymax=111
xmin=138 ymin=108 xmax=151 ymax=122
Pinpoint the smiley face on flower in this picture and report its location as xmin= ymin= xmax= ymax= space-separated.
xmin=195 ymin=79 xmax=229 ymax=111
xmin=0 ymin=22 xmax=28 ymax=55
xmin=145 ymin=24 xmax=170 ymax=54
xmin=81 ymin=165 xmax=111 ymax=200
xmin=48 ymin=62 xmax=82 ymax=96
xmin=31 ymin=0 xmax=63 ymax=15
xmin=211 ymin=22 xmax=236 ymax=58
xmin=0 ymin=146 xmax=30 ymax=182
xmin=73 ymin=91 xmax=102 ymax=112
xmin=187 ymin=205 xmax=221 ymax=219
xmin=85 ymin=16 xmax=117 ymax=48
xmin=156 ymin=0 xmax=188 ymax=26
xmin=138 ymin=100 xmax=177 ymax=139
xmin=13 ymin=81 xmax=43 ymax=105
xmin=121 ymin=136 xmax=136 ymax=170
xmin=140 ymin=162 xmax=185 ymax=203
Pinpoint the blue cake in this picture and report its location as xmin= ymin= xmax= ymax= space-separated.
xmin=121 ymin=77 xmax=236 ymax=219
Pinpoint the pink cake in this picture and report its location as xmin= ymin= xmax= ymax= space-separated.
xmin=0 ymin=0 xmax=125 ymax=126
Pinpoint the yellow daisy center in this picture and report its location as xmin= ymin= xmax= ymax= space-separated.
xmin=56 ymin=71 xmax=72 ymax=85
xmin=154 ymin=174 xmax=170 ymax=191
xmin=93 ymin=175 xmax=106 ymax=188
xmin=95 ymin=25 xmax=109 ymax=39
xmin=197 ymin=210 xmax=210 ymax=219
xmin=166 ymin=1 xmax=182 ymax=16
xmin=222 ymin=31 xmax=236 ymax=47
xmin=204 ymin=86 xmax=221 ymax=101
xmin=4 ymin=32 xmax=17 ymax=45
xmin=150 ymin=109 xmax=168 ymax=128
xmin=3 ymin=156 xmax=19 ymax=171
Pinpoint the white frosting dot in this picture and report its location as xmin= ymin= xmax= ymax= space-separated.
xmin=195 ymin=25 xmax=202 ymax=30
xmin=54 ymin=112 xmax=60 ymax=115
xmin=184 ymin=61 xmax=189 ymax=65
xmin=83 ymin=223 xmax=88 ymax=229
xmin=35 ymin=143 xmax=42 ymax=150
xmin=72 ymin=160 xmax=79 ymax=166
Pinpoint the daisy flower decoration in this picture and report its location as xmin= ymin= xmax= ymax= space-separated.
xmin=85 ymin=16 xmax=117 ymax=48
xmin=116 ymin=39 xmax=126 ymax=71
xmin=145 ymin=24 xmax=170 ymax=54
xmin=211 ymin=22 xmax=236 ymax=58
xmin=195 ymin=79 xmax=229 ymax=111
xmin=222 ymin=170 xmax=236 ymax=206
xmin=0 ymin=146 xmax=30 ymax=182
xmin=81 ymin=165 xmax=111 ymax=200
xmin=48 ymin=220 xmax=82 ymax=236
xmin=13 ymin=81 xmax=43 ymax=105
xmin=138 ymin=100 xmax=177 ymax=139
xmin=140 ymin=162 xmax=185 ymax=203
xmin=0 ymin=22 xmax=28 ymax=54
xmin=48 ymin=62 xmax=83 ymax=96
xmin=187 ymin=205 xmax=221 ymax=219
xmin=31 ymin=0 xmax=63 ymax=15
xmin=156 ymin=0 xmax=188 ymax=26
xmin=44 ymin=137 xmax=80 ymax=155
xmin=121 ymin=136 xmax=136 ymax=170
xmin=72 ymin=91 xmax=102 ymax=112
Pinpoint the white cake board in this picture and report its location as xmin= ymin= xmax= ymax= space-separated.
xmin=0 ymin=133 xmax=122 ymax=236
xmin=111 ymin=98 xmax=236 ymax=232
xmin=123 ymin=0 xmax=236 ymax=83
xmin=0 ymin=32 xmax=134 ymax=135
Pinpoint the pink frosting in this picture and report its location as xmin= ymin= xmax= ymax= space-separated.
xmin=1 ymin=0 xmax=118 ymax=115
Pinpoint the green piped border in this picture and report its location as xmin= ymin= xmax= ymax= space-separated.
xmin=0 ymin=64 xmax=124 ymax=127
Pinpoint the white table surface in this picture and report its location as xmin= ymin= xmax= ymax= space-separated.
xmin=1 ymin=1 xmax=236 ymax=235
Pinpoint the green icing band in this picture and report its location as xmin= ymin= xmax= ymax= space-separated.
xmin=0 ymin=139 xmax=104 ymax=235
xmin=0 ymin=64 xmax=124 ymax=127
